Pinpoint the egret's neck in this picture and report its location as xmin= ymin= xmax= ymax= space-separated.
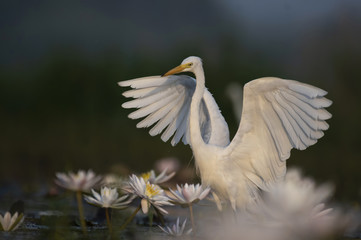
xmin=190 ymin=65 xmax=206 ymax=149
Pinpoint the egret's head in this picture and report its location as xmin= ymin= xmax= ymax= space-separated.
xmin=163 ymin=56 xmax=202 ymax=76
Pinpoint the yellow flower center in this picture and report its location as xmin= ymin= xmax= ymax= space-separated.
xmin=145 ymin=182 xmax=160 ymax=198
xmin=141 ymin=171 xmax=151 ymax=182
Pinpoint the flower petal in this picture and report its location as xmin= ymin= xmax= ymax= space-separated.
xmin=199 ymin=187 xmax=211 ymax=200
xmin=3 ymin=212 xmax=11 ymax=230
xmin=141 ymin=199 xmax=149 ymax=214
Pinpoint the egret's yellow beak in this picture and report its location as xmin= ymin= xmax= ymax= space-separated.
xmin=162 ymin=64 xmax=188 ymax=77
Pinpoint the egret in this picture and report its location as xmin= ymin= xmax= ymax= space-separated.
xmin=118 ymin=56 xmax=332 ymax=209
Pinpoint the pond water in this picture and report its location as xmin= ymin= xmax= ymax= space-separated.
xmin=0 ymin=183 xmax=360 ymax=240
xmin=0 ymin=188 xmax=198 ymax=240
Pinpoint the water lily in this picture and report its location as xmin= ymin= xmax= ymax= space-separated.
xmin=126 ymin=174 xmax=173 ymax=215
xmin=159 ymin=218 xmax=192 ymax=237
xmin=55 ymin=169 xmax=102 ymax=192
xmin=169 ymin=183 xmax=210 ymax=206
xmin=155 ymin=157 xmax=180 ymax=174
xmin=84 ymin=186 xmax=133 ymax=209
xmin=84 ymin=186 xmax=133 ymax=232
xmin=0 ymin=212 xmax=24 ymax=232
xmin=120 ymin=174 xmax=173 ymax=229
xmin=168 ymin=183 xmax=210 ymax=232
xmin=246 ymin=169 xmax=342 ymax=239
xmin=200 ymin=169 xmax=347 ymax=240
xmin=102 ymin=174 xmax=127 ymax=189
xmin=122 ymin=169 xmax=175 ymax=194
xmin=252 ymin=169 xmax=333 ymax=221
xmin=54 ymin=169 xmax=102 ymax=235
xmin=140 ymin=169 xmax=175 ymax=185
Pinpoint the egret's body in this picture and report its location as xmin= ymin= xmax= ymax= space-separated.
xmin=119 ymin=56 xmax=332 ymax=209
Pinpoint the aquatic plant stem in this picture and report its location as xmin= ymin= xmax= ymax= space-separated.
xmin=76 ymin=190 xmax=87 ymax=235
xmin=148 ymin=202 xmax=153 ymax=227
xmin=105 ymin=208 xmax=112 ymax=233
xmin=189 ymin=204 xmax=195 ymax=233
xmin=120 ymin=205 xmax=141 ymax=230
xmin=154 ymin=207 xmax=165 ymax=226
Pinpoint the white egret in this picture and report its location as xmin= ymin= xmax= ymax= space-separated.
xmin=118 ymin=56 xmax=332 ymax=209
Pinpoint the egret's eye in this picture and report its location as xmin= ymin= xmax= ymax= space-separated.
xmin=188 ymin=63 xmax=193 ymax=67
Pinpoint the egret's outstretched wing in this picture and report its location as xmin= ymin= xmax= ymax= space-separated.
xmin=118 ymin=75 xmax=229 ymax=147
xmin=225 ymin=77 xmax=332 ymax=192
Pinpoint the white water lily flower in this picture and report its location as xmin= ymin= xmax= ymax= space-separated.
xmin=201 ymin=169 xmax=347 ymax=240
xmin=125 ymin=174 xmax=173 ymax=214
xmin=0 ymin=212 xmax=24 ymax=231
xmin=55 ymin=169 xmax=102 ymax=192
xmin=254 ymin=169 xmax=333 ymax=221
xmin=141 ymin=169 xmax=175 ymax=184
xmin=122 ymin=169 xmax=175 ymax=193
xmin=246 ymin=169 xmax=342 ymax=239
xmin=159 ymin=218 xmax=192 ymax=237
xmin=84 ymin=186 xmax=133 ymax=209
xmin=169 ymin=183 xmax=211 ymax=206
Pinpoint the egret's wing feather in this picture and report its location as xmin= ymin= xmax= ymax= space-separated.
xmin=119 ymin=75 xmax=229 ymax=146
xmin=225 ymin=77 xmax=332 ymax=194
xmin=120 ymin=76 xmax=172 ymax=88
xmin=160 ymin=96 xmax=190 ymax=143
xmin=136 ymin=94 xmax=182 ymax=128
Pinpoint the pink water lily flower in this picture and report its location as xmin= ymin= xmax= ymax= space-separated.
xmin=169 ymin=183 xmax=211 ymax=206
xmin=55 ymin=169 xmax=102 ymax=192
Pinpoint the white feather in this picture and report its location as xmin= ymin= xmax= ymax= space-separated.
xmin=119 ymin=75 xmax=229 ymax=146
